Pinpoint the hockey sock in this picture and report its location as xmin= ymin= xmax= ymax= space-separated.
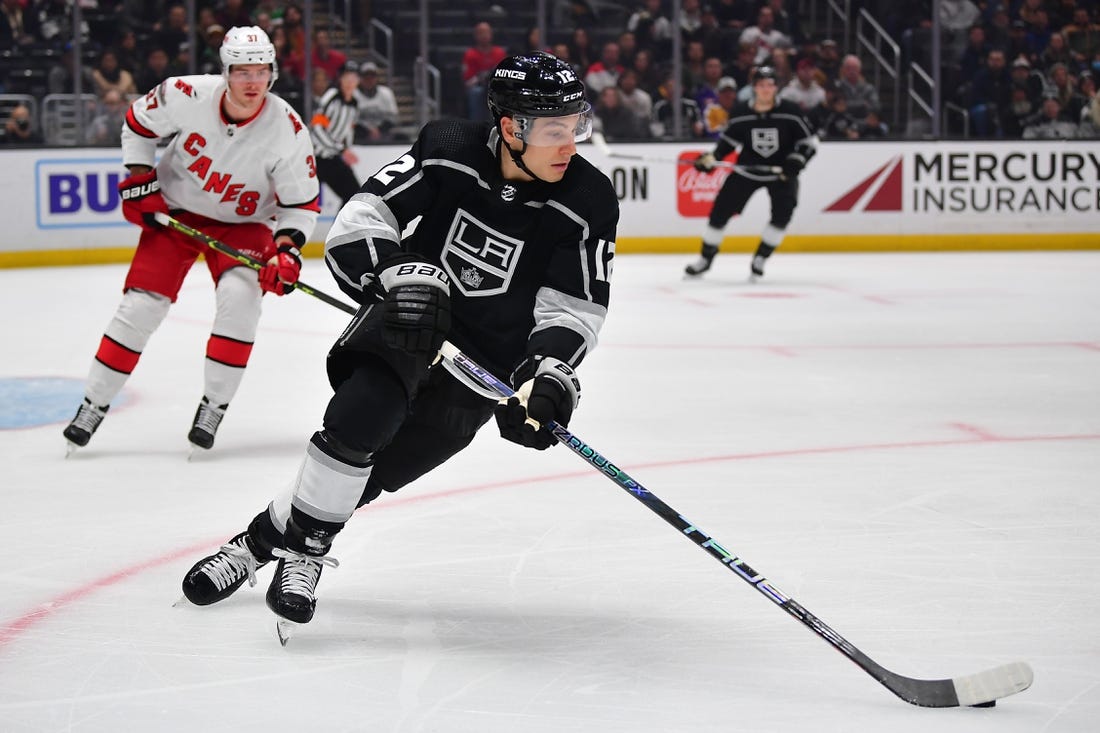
xmin=86 ymin=288 xmax=171 ymax=406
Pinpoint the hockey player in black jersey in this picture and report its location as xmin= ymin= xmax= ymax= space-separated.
xmin=684 ymin=66 xmax=818 ymax=280
xmin=180 ymin=53 xmax=619 ymax=631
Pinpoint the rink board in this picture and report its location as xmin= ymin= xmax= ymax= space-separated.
xmin=3 ymin=139 xmax=1098 ymax=267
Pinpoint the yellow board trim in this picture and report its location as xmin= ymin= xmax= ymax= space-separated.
xmin=1 ymin=235 xmax=1097 ymax=268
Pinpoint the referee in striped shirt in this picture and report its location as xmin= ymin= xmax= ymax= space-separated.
xmin=310 ymin=61 xmax=363 ymax=206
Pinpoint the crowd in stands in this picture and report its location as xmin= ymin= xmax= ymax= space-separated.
xmin=2 ymin=0 xmax=1098 ymax=147
xmin=0 ymin=0 xmax=395 ymax=146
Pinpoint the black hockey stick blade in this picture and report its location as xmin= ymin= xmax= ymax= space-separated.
xmin=153 ymin=212 xmax=358 ymax=315
xmin=437 ymin=341 xmax=1034 ymax=708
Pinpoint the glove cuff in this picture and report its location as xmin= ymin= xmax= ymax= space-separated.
xmin=378 ymin=260 xmax=450 ymax=294
xmin=515 ymin=356 xmax=582 ymax=410
xmin=276 ymin=243 xmax=302 ymax=266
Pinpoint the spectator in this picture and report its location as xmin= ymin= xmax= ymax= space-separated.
xmin=627 ymin=0 xmax=673 ymax=56
xmin=769 ymin=47 xmax=794 ymax=89
xmin=836 ymin=55 xmax=880 ymax=122
xmin=651 ymin=74 xmax=704 ymax=138
xmin=1064 ymin=8 xmax=1100 ymax=66
xmin=958 ymin=25 xmax=990 ymax=83
xmin=281 ymin=3 xmax=307 ymax=70
xmin=859 ymin=110 xmax=889 ymax=138
xmin=115 ymin=29 xmax=142 ymax=75
xmin=679 ymin=0 xmax=706 ymax=45
xmin=85 ymin=89 xmax=128 ymax=146
xmin=617 ymin=68 xmax=653 ymax=122
xmin=92 ymin=48 xmax=137 ymax=100
xmin=1009 ymin=55 xmax=1044 ymax=107
xmin=693 ymin=56 xmax=725 ymax=104
xmin=522 ymin=26 xmax=549 ymax=55
xmin=1048 ymin=62 xmax=1086 ymax=121
xmin=681 ymin=40 xmax=707 ymax=96
xmin=594 ymin=86 xmax=649 ymax=140
xmin=1078 ymin=77 xmax=1100 ymax=137
xmin=1023 ymin=94 xmax=1077 ymax=137
xmin=309 ymin=67 xmax=330 ymax=109
xmin=217 ymin=0 xmax=252 ymax=29
xmin=551 ymin=43 xmax=580 ymax=77
xmin=568 ymin=27 xmax=594 ymax=73
xmin=712 ymin=0 xmax=752 ymax=33
xmin=136 ymin=46 xmax=172 ymax=92
xmin=986 ymin=6 xmax=1012 ymax=53
xmin=767 ymin=0 xmax=805 ymax=47
xmin=48 ymin=43 xmax=96 ymax=95
xmin=728 ymin=41 xmax=757 ymax=90
xmin=699 ymin=75 xmax=738 ymax=138
xmin=584 ymin=41 xmax=625 ymax=98
xmin=152 ymin=3 xmax=190 ymax=60
xmin=314 ymin=29 xmax=349 ymax=82
xmin=0 ymin=103 xmax=42 ymax=145
xmin=37 ymin=0 xmax=85 ymax=44
xmin=779 ymin=57 xmax=826 ymax=113
xmin=355 ymin=61 xmax=399 ymax=142
xmin=969 ymin=49 xmax=1013 ymax=136
xmin=0 ymin=0 xmax=41 ymax=48
xmin=1003 ymin=82 xmax=1038 ymax=137
xmin=739 ymin=5 xmax=792 ymax=64
xmin=617 ymin=30 xmax=638 ymax=69
xmin=1041 ymin=31 xmax=1075 ymax=71
xmin=462 ymin=21 xmax=507 ymax=122
xmin=821 ymin=91 xmax=860 ymax=139
xmin=198 ymin=25 xmax=227 ymax=76
xmin=817 ymin=38 xmax=842 ymax=82
xmin=940 ymin=0 xmax=982 ymax=61
xmin=630 ymin=48 xmax=663 ymax=100
xmin=1007 ymin=20 xmax=1031 ymax=65
xmin=1024 ymin=10 xmax=1054 ymax=61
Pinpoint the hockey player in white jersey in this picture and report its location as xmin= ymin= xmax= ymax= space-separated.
xmin=63 ymin=26 xmax=320 ymax=453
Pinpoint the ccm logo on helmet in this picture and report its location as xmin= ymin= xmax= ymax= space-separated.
xmin=495 ymin=69 xmax=527 ymax=80
xmin=563 ymin=91 xmax=583 ymax=102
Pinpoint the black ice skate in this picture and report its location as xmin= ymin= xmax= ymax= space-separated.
xmin=684 ymin=244 xmax=719 ymax=277
xmin=181 ymin=532 xmax=269 ymax=606
xmin=266 ymin=548 xmax=339 ymax=627
xmin=63 ymin=398 xmax=109 ymax=453
xmin=188 ymin=397 xmax=228 ymax=450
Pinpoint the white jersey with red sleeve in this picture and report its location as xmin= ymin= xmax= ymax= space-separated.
xmin=121 ymin=74 xmax=320 ymax=243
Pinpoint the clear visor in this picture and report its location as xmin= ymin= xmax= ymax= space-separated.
xmin=512 ymin=107 xmax=594 ymax=147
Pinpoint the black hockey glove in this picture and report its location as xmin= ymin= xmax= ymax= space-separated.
xmin=781 ymin=154 xmax=806 ymax=180
xmin=693 ymin=152 xmax=718 ymax=172
xmin=495 ymin=356 xmax=581 ymax=450
xmin=377 ymin=256 xmax=451 ymax=355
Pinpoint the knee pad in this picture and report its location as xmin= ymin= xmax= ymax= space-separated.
xmin=111 ymin=288 xmax=172 ymax=349
xmin=213 ymin=266 xmax=262 ymax=343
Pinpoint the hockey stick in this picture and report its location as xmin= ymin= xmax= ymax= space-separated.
xmin=588 ymin=131 xmax=781 ymax=175
xmin=153 ymin=212 xmax=358 ymax=316
xmin=438 ymin=341 xmax=1034 ymax=708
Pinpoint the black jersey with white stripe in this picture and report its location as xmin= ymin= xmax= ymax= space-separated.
xmin=714 ymin=99 xmax=817 ymax=166
xmin=325 ymin=119 xmax=619 ymax=379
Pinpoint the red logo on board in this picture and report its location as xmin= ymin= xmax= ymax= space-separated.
xmin=676 ymin=150 xmax=738 ymax=217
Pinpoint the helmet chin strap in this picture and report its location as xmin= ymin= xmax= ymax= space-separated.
xmin=499 ymin=122 xmax=547 ymax=183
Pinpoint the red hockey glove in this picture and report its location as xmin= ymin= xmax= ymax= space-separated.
xmin=495 ymin=356 xmax=581 ymax=450
xmin=259 ymin=244 xmax=302 ymax=295
xmin=118 ymin=169 xmax=168 ymax=228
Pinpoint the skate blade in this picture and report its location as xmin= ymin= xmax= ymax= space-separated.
xmin=171 ymin=594 xmax=188 ymax=608
xmin=276 ymin=618 xmax=300 ymax=646
xmin=65 ymin=442 xmax=79 ymax=458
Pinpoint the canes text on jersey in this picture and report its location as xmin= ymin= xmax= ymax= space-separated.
xmin=181 ymin=132 xmax=261 ymax=215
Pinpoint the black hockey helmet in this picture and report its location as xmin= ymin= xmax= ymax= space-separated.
xmin=487 ymin=52 xmax=590 ymax=120
xmin=752 ymin=65 xmax=778 ymax=84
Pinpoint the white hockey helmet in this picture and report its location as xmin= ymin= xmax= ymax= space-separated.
xmin=220 ymin=26 xmax=278 ymax=86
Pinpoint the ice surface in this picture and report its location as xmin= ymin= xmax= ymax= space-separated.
xmin=1 ymin=251 xmax=1097 ymax=732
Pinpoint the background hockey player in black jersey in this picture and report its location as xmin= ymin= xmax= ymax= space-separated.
xmin=684 ymin=66 xmax=818 ymax=280
xmin=179 ymin=53 xmax=620 ymax=632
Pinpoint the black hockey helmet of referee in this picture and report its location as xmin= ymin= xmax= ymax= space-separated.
xmin=487 ymin=52 xmax=594 ymax=181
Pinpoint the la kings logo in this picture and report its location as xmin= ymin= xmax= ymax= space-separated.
xmin=751 ymin=128 xmax=779 ymax=157
xmin=442 ymin=208 xmax=524 ymax=296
